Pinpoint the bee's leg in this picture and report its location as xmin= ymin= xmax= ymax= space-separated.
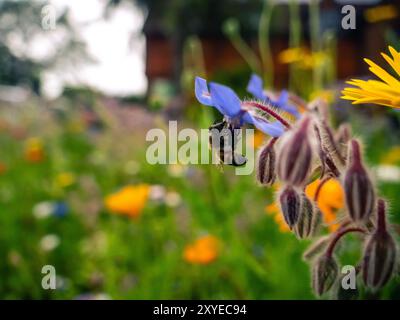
xmin=209 ymin=119 xmax=226 ymax=131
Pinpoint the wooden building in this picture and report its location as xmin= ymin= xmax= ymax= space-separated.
xmin=143 ymin=0 xmax=400 ymax=92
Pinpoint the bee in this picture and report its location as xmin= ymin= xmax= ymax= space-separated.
xmin=208 ymin=119 xmax=247 ymax=167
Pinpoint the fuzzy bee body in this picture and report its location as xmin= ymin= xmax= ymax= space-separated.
xmin=208 ymin=119 xmax=247 ymax=167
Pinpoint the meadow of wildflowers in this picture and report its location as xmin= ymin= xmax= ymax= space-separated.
xmin=1 ymin=0 xmax=400 ymax=301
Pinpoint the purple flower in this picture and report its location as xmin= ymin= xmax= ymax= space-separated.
xmin=247 ymin=74 xmax=300 ymax=118
xmin=195 ymin=77 xmax=285 ymax=137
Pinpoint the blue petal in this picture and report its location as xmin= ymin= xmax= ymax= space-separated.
xmin=246 ymin=74 xmax=266 ymax=100
xmin=242 ymin=112 xmax=285 ymax=137
xmin=277 ymin=90 xmax=289 ymax=105
xmin=195 ymin=77 xmax=213 ymax=106
xmin=209 ymin=82 xmax=242 ymax=118
xmin=275 ymin=90 xmax=300 ymax=118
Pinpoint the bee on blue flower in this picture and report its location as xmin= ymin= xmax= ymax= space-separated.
xmin=195 ymin=76 xmax=287 ymax=137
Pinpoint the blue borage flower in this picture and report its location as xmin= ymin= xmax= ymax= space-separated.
xmin=195 ymin=77 xmax=285 ymax=137
xmin=247 ymin=74 xmax=300 ymax=118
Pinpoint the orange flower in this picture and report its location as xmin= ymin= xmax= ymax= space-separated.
xmin=252 ymin=130 xmax=266 ymax=149
xmin=265 ymin=178 xmax=344 ymax=232
xmin=24 ymin=138 xmax=45 ymax=163
xmin=265 ymin=202 xmax=290 ymax=232
xmin=183 ymin=235 xmax=220 ymax=265
xmin=104 ymin=184 xmax=150 ymax=218
xmin=305 ymin=178 xmax=344 ymax=232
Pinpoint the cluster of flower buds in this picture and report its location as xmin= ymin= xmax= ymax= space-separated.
xmin=254 ymin=98 xmax=399 ymax=298
xmin=197 ymin=75 xmax=399 ymax=298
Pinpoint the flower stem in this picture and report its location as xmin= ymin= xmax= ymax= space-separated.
xmin=259 ymin=0 xmax=275 ymax=88
xmin=314 ymin=176 xmax=330 ymax=202
xmin=309 ymin=0 xmax=323 ymax=91
xmin=242 ymin=101 xmax=291 ymax=129
xmin=288 ymin=0 xmax=301 ymax=90
xmin=326 ymin=227 xmax=366 ymax=258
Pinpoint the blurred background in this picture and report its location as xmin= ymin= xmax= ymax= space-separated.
xmin=0 ymin=0 xmax=400 ymax=299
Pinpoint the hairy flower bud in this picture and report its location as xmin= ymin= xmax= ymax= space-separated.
xmin=319 ymin=120 xmax=346 ymax=169
xmin=294 ymin=194 xmax=321 ymax=239
xmin=334 ymin=273 xmax=359 ymax=300
xmin=344 ymin=140 xmax=375 ymax=223
xmin=277 ymin=117 xmax=313 ymax=186
xmin=362 ymin=199 xmax=397 ymax=290
xmin=335 ymin=123 xmax=351 ymax=160
xmin=312 ymin=254 xmax=339 ymax=296
xmin=279 ymin=185 xmax=301 ymax=228
xmin=256 ymin=139 xmax=276 ymax=185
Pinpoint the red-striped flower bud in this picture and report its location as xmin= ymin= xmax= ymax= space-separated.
xmin=256 ymin=139 xmax=276 ymax=186
xmin=344 ymin=140 xmax=375 ymax=223
xmin=277 ymin=117 xmax=313 ymax=187
xmin=362 ymin=199 xmax=397 ymax=290
xmin=294 ymin=194 xmax=321 ymax=239
xmin=312 ymin=254 xmax=339 ymax=296
xmin=279 ymin=185 xmax=301 ymax=229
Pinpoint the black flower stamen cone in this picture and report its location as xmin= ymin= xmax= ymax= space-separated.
xmin=362 ymin=199 xmax=397 ymax=291
xmin=344 ymin=140 xmax=375 ymax=223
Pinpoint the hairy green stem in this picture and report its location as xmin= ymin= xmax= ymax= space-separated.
xmin=259 ymin=0 xmax=275 ymax=88
xmin=309 ymin=0 xmax=322 ymax=91
xmin=288 ymin=0 xmax=301 ymax=90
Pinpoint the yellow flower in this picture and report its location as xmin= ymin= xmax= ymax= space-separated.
xmin=265 ymin=178 xmax=344 ymax=232
xmin=305 ymin=178 xmax=344 ymax=232
xmin=278 ymin=47 xmax=308 ymax=64
xmin=55 ymin=172 xmax=76 ymax=188
xmin=341 ymin=46 xmax=400 ymax=109
xmin=24 ymin=138 xmax=45 ymax=163
xmin=278 ymin=47 xmax=328 ymax=70
xmin=309 ymin=90 xmax=335 ymax=104
xmin=252 ymin=130 xmax=266 ymax=149
xmin=104 ymin=184 xmax=150 ymax=218
xmin=183 ymin=235 xmax=219 ymax=265
xmin=381 ymin=146 xmax=400 ymax=165
xmin=364 ymin=5 xmax=398 ymax=23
